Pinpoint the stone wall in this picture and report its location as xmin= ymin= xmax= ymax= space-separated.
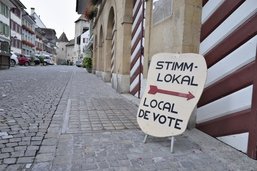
xmin=93 ymin=0 xmax=133 ymax=93
xmin=93 ymin=0 xmax=202 ymax=96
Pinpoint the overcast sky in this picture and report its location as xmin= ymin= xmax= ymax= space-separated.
xmin=20 ymin=0 xmax=81 ymax=40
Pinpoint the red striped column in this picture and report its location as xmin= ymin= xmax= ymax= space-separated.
xmin=130 ymin=0 xmax=145 ymax=98
xmin=111 ymin=21 xmax=116 ymax=77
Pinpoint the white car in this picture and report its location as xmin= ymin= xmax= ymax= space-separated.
xmin=10 ymin=52 xmax=19 ymax=67
xmin=43 ymin=56 xmax=54 ymax=65
xmin=75 ymin=60 xmax=83 ymax=67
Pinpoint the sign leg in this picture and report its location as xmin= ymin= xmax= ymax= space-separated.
xmin=143 ymin=134 xmax=148 ymax=143
xmin=170 ymin=136 xmax=175 ymax=153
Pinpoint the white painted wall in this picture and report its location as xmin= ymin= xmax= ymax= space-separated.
xmin=205 ymin=36 xmax=257 ymax=87
xmin=10 ymin=12 xmax=22 ymax=54
xmin=80 ymin=30 xmax=90 ymax=55
xmin=0 ymin=15 xmax=9 ymax=26
xmin=74 ymin=18 xmax=90 ymax=60
xmin=32 ymin=13 xmax=46 ymax=28
xmin=201 ymin=0 xmax=224 ymax=24
xmin=217 ymin=132 xmax=249 ymax=153
xmin=197 ymin=85 xmax=253 ymax=123
xmin=56 ymin=42 xmax=68 ymax=61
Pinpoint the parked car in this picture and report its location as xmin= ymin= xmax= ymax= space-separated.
xmin=43 ymin=56 xmax=54 ymax=65
xmin=34 ymin=57 xmax=40 ymax=65
xmin=10 ymin=52 xmax=19 ymax=67
xmin=27 ymin=56 xmax=40 ymax=65
xmin=75 ymin=60 xmax=82 ymax=67
xmin=17 ymin=54 xmax=30 ymax=66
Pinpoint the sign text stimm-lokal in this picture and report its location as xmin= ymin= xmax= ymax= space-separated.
xmin=137 ymin=53 xmax=207 ymax=137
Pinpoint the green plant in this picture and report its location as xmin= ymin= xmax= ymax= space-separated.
xmin=30 ymin=56 xmax=35 ymax=63
xmin=38 ymin=56 xmax=44 ymax=64
xmin=85 ymin=5 xmax=98 ymax=20
xmin=83 ymin=57 xmax=92 ymax=69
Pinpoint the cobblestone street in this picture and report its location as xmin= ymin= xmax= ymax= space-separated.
xmin=0 ymin=66 xmax=72 ymax=170
xmin=0 ymin=66 xmax=257 ymax=171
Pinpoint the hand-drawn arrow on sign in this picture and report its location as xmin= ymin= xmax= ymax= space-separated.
xmin=148 ymin=85 xmax=195 ymax=100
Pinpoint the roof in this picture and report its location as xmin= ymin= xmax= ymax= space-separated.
xmin=35 ymin=28 xmax=45 ymax=35
xmin=22 ymin=11 xmax=36 ymax=24
xmin=2 ymin=0 xmax=15 ymax=8
xmin=30 ymin=9 xmax=47 ymax=28
xmin=66 ymin=39 xmax=75 ymax=46
xmin=58 ymin=32 xmax=69 ymax=42
xmin=40 ymin=28 xmax=56 ymax=37
xmin=10 ymin=0 xmax=26 ymax=9
xmin=76 ymin=0 xmax=89 ymax=14
xmin=75 ymin=15 xmax=88 ymax=23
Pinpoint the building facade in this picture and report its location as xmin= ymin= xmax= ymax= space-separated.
xmin=30 ymin=7 xmax=46 ymax=29
xmin=1 ymin=0 xmax=57 ymax=65
xmin=21 ymin=11 xmax=36 ymax=56
xmin=77 ymin=0 xmax=257 ymax=160
xmin=82 ymin=0 xmax=201 ymax=95
xmin=66 ymin=39 xmax=75 ymax=63
xmin=30 ymin=8 xmax=57 ymax=61
xmin=80 ymin=29 xmax=90 ymax=55
xmin=56 ymin=32 xmax=69 ymax=64
xmin=35 ymin=28 xmax=44 ymax=55
xmin=10 ymin=0 xmax=25 ymax=54
xmin=0 ymin=0 xmax=14 ymax=44
xmin=74 ymin=15 xmax=90 ymax=61
xmin=39 ymin=28 xmax=57 ymax=62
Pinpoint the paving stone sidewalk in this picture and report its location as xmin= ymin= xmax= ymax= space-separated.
xmin=30 ymin=67 xmax=257 ymax=171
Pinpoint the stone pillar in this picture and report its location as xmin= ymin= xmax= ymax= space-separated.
xmin=102 ymin=37 xmax=112 ymax=82
xmin=144 ymin=0 xmax=202 ymax=128
xmin=96 ymin=40 xmax=103 ymax=77
xmin=117 ymin=21 xmax=132 ymax=93
xmin=92 ymin=34 xmax=97 ymax=74
xmin=111 ymin=4 xmax=133 ymax=93
xmin=183 ymin=0 xmax=202 ymax=129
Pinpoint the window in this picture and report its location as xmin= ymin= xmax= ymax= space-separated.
xmin=83 ymin=38 xmax=85 ymax=43
xmin=13 ymin=22 xmax=16 ymax=31
xmin=0 ymin=2 xmax=4 ymax=15
xmin=11 ymin=8 xmax=21 ymax=18
xmin=0 ymin=22 xmax=10 ymax=37
xmin=0 ymin=2 xmax=9 ymax=18
xmin=12 ymin=39 xmax=21 ymax=49
xmin=10 ymin=20 xmax=21 ymax=34
xmin=0 ymin=22 xmax=4 ymax=34
xmin=6 ymin=25 xmax=9 ymax=37
xmin=16 ymin=24 xmax=19 ymax=33
xmin=18 ymin=40 xmax=21 ymax=48
xmin=13 ymin=39 xmax=16 ymax=48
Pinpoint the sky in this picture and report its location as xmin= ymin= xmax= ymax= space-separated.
xmin=20 ymin=0 xmax=81 ymax=40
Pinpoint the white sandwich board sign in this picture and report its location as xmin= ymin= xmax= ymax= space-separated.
xmin=137 ymin=53 xmax=207 ymax=137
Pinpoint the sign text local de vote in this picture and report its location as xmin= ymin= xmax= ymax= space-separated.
xmin=137 ymin=53 xmax=207 ymax=137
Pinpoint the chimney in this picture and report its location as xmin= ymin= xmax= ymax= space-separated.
xmin=31 ymin=7 xmax=35 ymax=15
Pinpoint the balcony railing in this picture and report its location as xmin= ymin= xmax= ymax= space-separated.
xmin=22 ymin=25 xmax=35 ymax=34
